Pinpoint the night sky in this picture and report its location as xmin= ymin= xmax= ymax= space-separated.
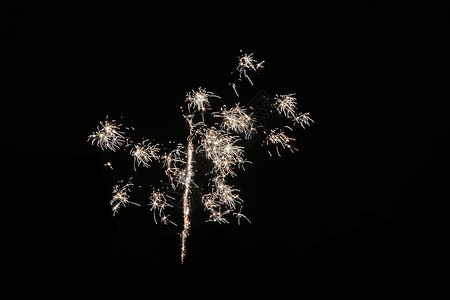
xmin=2 ymin=1 xmax=447 ymax=298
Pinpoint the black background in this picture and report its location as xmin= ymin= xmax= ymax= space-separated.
xmin=2 ymin=1 xmax=448 ymax=298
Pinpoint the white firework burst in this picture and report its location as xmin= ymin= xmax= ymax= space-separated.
xmin=87 ymin=50 xmax=314 ymax=264
xmin=148 ymin=188 xmax=176 ymax=225
xmin=200 ymin=127 xmax=247 ymax=177
xmin=185 ymin=87 xmax=220 ymax=117
xmin=110 ymin=178 xmax=139 ymax=216
xmin=293 ymin=112 xmax=314 ymax=129
xmin=88 ymin=118 xmax=125 ymax=152
xmin=206 ymin=208 xmax=231 ymax=224
xmin=213 ymin=103 xmax=256 ymax=139
xmin=265 ymin=128 xmax=298 ymax=157
xmin=274 ymin=93 xmax=298 ymax=119
xmin=130 ymin=140 xmax=160 ymax=170
xmin=236 ymin=52 xmax=264 ymax=86
xmin=211 ymin=176 xmax=242 ymax=211
xmin=162 ymin=144 xmax=188 ymax=189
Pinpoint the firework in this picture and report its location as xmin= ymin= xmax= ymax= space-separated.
xmin=236 ymin=52 xmax=265 ymax=86
xmin=265 ymin=128 xmax=298 ymax=157
xmin=274 ymin=94 xmax=314 ymax=129
xmin=233 ymin=206 xmax=251 ymax=225
xmin=130 ymin=140 xmax=160 ymax=170
xmin=162 ymin=143 xmax=187 ymax=189
xmin=149 ymin=188 xmax=176 ymax=225
xmin=185 ymin=87 xmax=220 ymax=118
xmin=293 ymin=112 xmax=314 ymax=129
xmin=213 ymin=103 xmax=256 ymax=139
xmin=110 ymin=178 xmax=139 ymax=216
xmin=180 ymin=136 xmax=194 ymax=264
xmin=88 ymin=118 xmax=125 ymax=152
xmin=87 ymin=51 xmax=313 ymax=264
xmin=201 ymin=176 xmax=244 ymax=224
xmin=274 ymin=93 xmax=298 ymax=119
xmin=211 ymin=176 xmax=242 ymax=211
xmin=200 ymin=127 xmax=247 ymax=177
xmin=206 ymin=208 xmax=231 ymax=224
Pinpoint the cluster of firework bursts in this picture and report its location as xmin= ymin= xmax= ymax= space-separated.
xmin=87 ymin=51 xmax=313 ymax=263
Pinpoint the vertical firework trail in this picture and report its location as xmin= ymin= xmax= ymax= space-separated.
xmin=181 ymin=136 xmax=193 ymax=263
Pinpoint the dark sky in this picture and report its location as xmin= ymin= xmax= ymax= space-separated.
xmin=2 ymin=1 xmax=447 ymax=298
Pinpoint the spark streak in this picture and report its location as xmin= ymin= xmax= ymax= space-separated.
xmin=180 ymin=136 xmax=194 ymax=264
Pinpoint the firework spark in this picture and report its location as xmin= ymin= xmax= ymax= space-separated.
xmin=200 ymin=127 xmax=247 ymax=177
xmin=213 ymin=103 xmax=256 ymax=139
xmin=274 ymin=93 xmax=314 ymax=129
xmin=88 ymin=118 xmax=125 ymax=152
xmin=274 ymin=93 xmax=298 ymax=119
xmin=149 ymin=188 xmax=176 ymax=225
xmin=293 ymin=112 xmax=314 ymax=129
xmin=163 ymin=143 xmax=187 ymax=189
xmin=110 ymin=178 xmax=139 ymax=216
xmin=180 ymin=136 xmax=194 ymax=264
xmin=201 ymin=176 xmax=244 ymax=223
xmin=130 ymin=140 xmax=160 ymax=170
xmin=266 ymin=128 xmax=298 ymax=157
xmin=185 ymin=87 xmax=220 ymax=118
xmin=206 ymin=208 xmax=231 ymax=224
xmin=233 ymin=206 xmax=251 ymax=225
xmin=236 ymin=52 xmax=264 ymax=86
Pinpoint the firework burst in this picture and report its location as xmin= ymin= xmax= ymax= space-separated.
xmin=265 ymin=128 xmax=298 ymax=157
xmin=149 ymin=188 xmax=176 ymax=225
xmin=88 ymin=118 xmax=125 ymax=152
xmin=293 ymin=112 xmax=314 ymax=129
xmin=185 ymin=87 xmax=220 ymax=118
xmin=274 ymin=93 xmax=298 ymax=119
xmin=200 ymin=127 xmax=247 ymax=177
xmin=130 ymin=140 xmax=160 ymax=170
xmin=230 ymin=51 xmax=265 ymax=96
xmin=87 ymin=51 xmax=313 ymax=263
xmin=213 ymin=103 xmax=256 ymax=139
xmin=236 ymin=52 xmax=265 ymax=86
xmin=110 ymin=178 xmax=139 ymax=216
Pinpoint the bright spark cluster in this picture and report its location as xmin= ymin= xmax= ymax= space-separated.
xmin=185 ymin=87 xmax=220 ymax=117
xmin=149 ymin=188 xmax=176 ymax=225
xmin=214 ymin=103 xmax=256 ymax=139
xmin=87 ymin=51 xmax=313 ymax=263
xmin=274 ymin=93 xmax=298 ymax=119
xmin=130 ymin=140 xmax=160 ymax=170
xmin=274 ymin=93 xmax=314 ymax=128
xmin=266 ymin=128 xmax=298 ymax=157
xmin=110 ymin=178 xmax=139 ymax=216
xmin=200 ymin=127 xmax=247 ymax=177
xmin=236 ymin=52 xmax=265 ymax=86
xmin=88 ymin=118 xmax=125 ymax=152
xmin=202 ymin=177 xmax=246 ymax=224
xmin=162 ymin=143 xmax=187 ymax=190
